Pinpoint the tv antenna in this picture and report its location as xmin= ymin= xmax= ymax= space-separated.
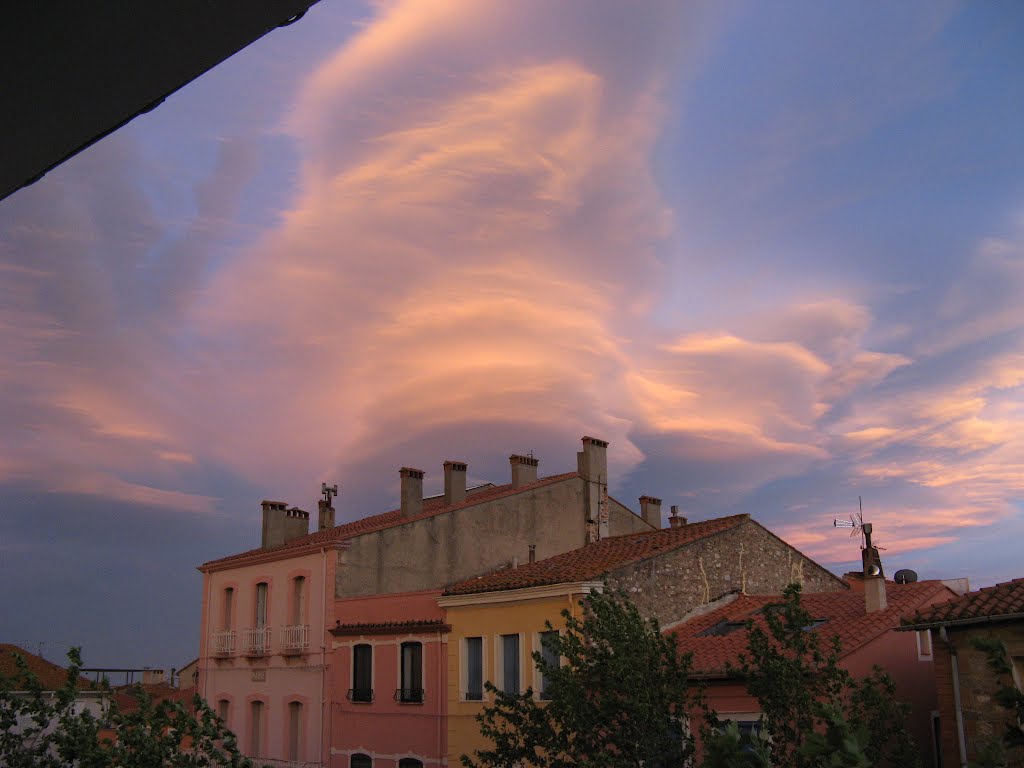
xmin=321 ymin=482 xmax=338 ymax=507
xmin=833 ymin=496 xmax=884 ymax=551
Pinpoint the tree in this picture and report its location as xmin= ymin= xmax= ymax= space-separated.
xmin=461 ymin=587 xmax=702 ymax=768
xmin=0 ymin=647 xmax=254 ymax=768
xmin=731 ymin=583 xmax=918 ymax=768
xmin=968 ymin=636 xmax=1024 ymax=768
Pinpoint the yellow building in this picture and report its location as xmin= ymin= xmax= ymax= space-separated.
xmin=438 ymin=581 xmax=600 ymax=765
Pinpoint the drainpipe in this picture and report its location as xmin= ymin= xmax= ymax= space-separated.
xmin=320 ymin=547 xmax=329 ymax=768
xmin=940 ymin=625 xmax=968 ymax=768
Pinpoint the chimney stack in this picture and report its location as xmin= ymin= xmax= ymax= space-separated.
xmin=639 ymin=496 xmax=663 ymax=528
xmin=318 ymin=500 xmax=335 ymax=531
xmin=400 ymin=467 xmax=425 ymax=518
xmin=261 ymin=500 xmax=310 ymax=548
xmin=861 ymin=523 xmax=887 ymax=612
xmin=579 ymin=436 xmax=610 ymax=539
xmin=529 ymin=544 xmax=536 ymax=564
xmin=443 ymin=461 xmax=468 ymax=506
xmin=510 ymin=454 xmax=539 ymax=489
xmin=668 ymin=505 xmax=687 ymax=529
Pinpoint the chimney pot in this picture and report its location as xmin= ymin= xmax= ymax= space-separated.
xmin=668 ymin=505 xmax=687 ymax=529
xmin=510 ymin=454 xmax=539 ymax=488
xmin=443 ymin=460 xmax=468 ymax=506
xmin=400 ymin=467 xmax=425 ymax=518
xmin=529 ymin=544 xmax=536 ymax=564
xmin=261 ymin=500 xmax=309 ymax=548
xmin=318 ymin=499 xmax=335 ymax=531
xmin=639 ymin=495 xmax=663 ymax=528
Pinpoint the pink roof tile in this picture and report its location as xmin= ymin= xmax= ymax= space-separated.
xmin=201 ymin=472 xmax=579 ymax=569
xmin=903 ymin=577 xmax=1024 ymax=628
xmin=671 ymin=581 xmax=954 ymax=676
xmin=443 ymin=514 xmax=751 ymax=595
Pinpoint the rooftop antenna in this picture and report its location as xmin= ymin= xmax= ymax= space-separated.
xmin=321 ymin=482 xmax=338 ymax=507
xmin=833 ymin=496 xmax=884 ymax=576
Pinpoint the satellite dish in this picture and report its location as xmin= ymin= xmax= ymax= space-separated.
xmin=894 ymin=569 xmax=918 ymax=584
xmin=866 ymin=564 xmax=881 ymax=577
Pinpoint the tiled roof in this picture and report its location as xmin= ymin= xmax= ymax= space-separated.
xmin=330 ymin=619 xmax=450 ymax=636
xmin=671 ymin=581 xmax=954 ymax=676
xmin=443 ymin=514 xmax=751 ymax=596
xmin=0 ymin=644 xmax=94 ymax=691
xmin=114 ymin=684 xmax=198 ymax=713
xmin=202 ymin=472 xmax=579 ymax=568
xmin=902 ymin=577 xmax=1024 ymax=629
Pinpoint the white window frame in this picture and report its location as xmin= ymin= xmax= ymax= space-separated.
xmin=461 ymin=636 xmax=487 ymax=702
xmin=916 ymin=629 xmax=933 ymax=660
xmin=494 ymin=632 xmax=524 ymax=696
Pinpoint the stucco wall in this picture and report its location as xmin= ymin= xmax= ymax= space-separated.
xmin=337 ymin=477 xmax=648 ymax=598
xmin=607 ymin=520 xmax=846 ymax=628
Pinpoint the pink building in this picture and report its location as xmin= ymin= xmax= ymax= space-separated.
xmin=671 ymin=579 xmax=958 ymax=766
xmin=198 ymin=501 xmax=343 ymax=766
xmin=328 ymin=590 xmax=449 ymax=768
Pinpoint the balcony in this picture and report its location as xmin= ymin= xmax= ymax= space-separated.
xmin=395 ymin=688 xmax=424 ymax=704
xmin=212 ymin=630 xmax=236 ymax=656
xmin=243 ymin=626 xmax=272 ymax=656
xmin=347 ymin=688 xmax=374 ymax=703
xmin=281 ymin=624 xmax=310 ymax=654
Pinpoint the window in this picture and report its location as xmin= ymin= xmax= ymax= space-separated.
xmin=292 ymin=577 xmax=305 ymax=625
xmin=400 ymin=642 xmax=423 ymax=703
xmin=465 ymin=637 xmax=483 ymax=701
xmin=249 ymin=700 xmax=264 ymax=757
xmin=351 ymin=755 xmax=372 ymax=768
xmin=917 ymin=629 xmax=933 ymax=660
xmin=287 ymin=701 xmax=302 ymax=761
xmin=500 ymin=634 xmax=520 ymax=695
xmin=255 ymin=583 xmax=268 ymax=628
xmin=351 ymin=644 xmax=373 ymax=702
xmin=398 ymin=760 xmax=423 ymax=768
xmin=217 ymin=699 xmax=230 ymax=725
xmin=222 ymin=588 xmax=234 ymax=631
xmin=538 ymin=631 xmax=559 ymax=700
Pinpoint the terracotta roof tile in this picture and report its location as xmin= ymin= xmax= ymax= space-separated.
xmin=670 ymin=581 xmax=954 ymax=676
xmin=202 ymin=472 xmax=579 ymax=569
xmin=0 ymin=644 xmax=95 ymax=691
xmin=330 ymin=619 xmax=450 ymax=636
xmin=903 ymin=577 xmax=1024 ymax=628
xmin=443 ymin=514 xmax=751 ymax=595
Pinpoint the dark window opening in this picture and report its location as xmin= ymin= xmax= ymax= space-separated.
xmin=351 ymin=754 xmax=372 ymax=768
xmin=501 ymin=634 xmax=520 ymax=695
xmin=350 ymin=644 xmax=373 ymax=702
xmin=399 ymin=641 xmax=424 ymax=703
xmin=465 ymin=637 xmax=483 ymax=700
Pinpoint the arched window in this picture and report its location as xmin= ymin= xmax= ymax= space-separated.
xmin=287 ymin=701 xmax=302 ymax=761
xmin=255 ymin=582 xmax=268 ymax=627
xmin=398 ymin=760 xmax=423 ymax=768
xmin=217 ymin=698 xmax=230 ymax=725
xmin=291 ymin=576 xmax=306 ymax=625
xmin=248 ymin=700 xmax=264 ymax=757
xmin=222 ymin=587 xmax=234 ymax=630
xmin=350 ymin=755 xmax=372 ymax=768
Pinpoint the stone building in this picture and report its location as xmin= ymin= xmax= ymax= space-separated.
xmin=901 ymin=577 xmax=1024 ymax=768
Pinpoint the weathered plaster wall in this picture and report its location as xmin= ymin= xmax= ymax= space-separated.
xmin=608 ymin=496 xmax=656 ymax=534
xmin=936 ymin=622 xmax=1024 ymax=768
xmin=607 ymin=520 xmax=847 ymax=627
xmin=337 ymin=477 xmax=588 ymax=598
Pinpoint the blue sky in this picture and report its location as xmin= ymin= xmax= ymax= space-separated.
xmin=0 ymin=1 xmax=1021 ymax=670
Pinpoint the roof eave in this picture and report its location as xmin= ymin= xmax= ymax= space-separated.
xmin=898 ymin=611 xmax=1024 ymax=631
xmin=198 ymin=539 xmax=349 ymax=573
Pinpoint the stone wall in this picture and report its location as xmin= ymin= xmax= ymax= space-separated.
xmin=337 ymin=476 xmax=653 ymax=598
xmin=935 ymin=622 xmax=1024 ymax=768
xmin=607 ymin=519 xmax=847 ymax=627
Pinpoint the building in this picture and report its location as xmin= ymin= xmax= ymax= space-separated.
xmin=197 ymin=436 xmax=660 ymax=766
xmin=439 ymin=512 xmax=846 ymax=763
xmin=670 ymin=579 xmax=958 ymax=767
xmin=900 ymin=577 xmax=1024 ymax=768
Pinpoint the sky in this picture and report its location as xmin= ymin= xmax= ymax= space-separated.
xmin=1 ymin=1 xmax=1022 ymax=670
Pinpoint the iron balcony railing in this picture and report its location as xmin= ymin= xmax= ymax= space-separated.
xmin=395 ymin=688 xmax=425 ymax=704
xmin=281 ymin=624 xmax=310 ymax=651
xmin=243 ymin=626 xmax=272 ymax=655
xmin=212 ymin=631 xmax=236 ymax=655
xmin=346 ymin=688 xmax=374 ymax=703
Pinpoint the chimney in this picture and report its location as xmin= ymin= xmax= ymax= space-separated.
xmin=400 ymin=467 xmax=425 ymax=518
xmin=510 ymin=454 xmax=539 ymax=489
xmin=529 ymin=544 xmax=536 ymax=563
xmin=579 ymin=436 xmax=608 ymax=483
xmin=861 ymin=523 xmax=887 ymax=612
xmin=668 ymin=505 xmax=687 ymax=529
xmin=639 ymin=495 xmax=662 ymax=528
xmin=318 ymin=500 xmax=335 ymax=531
xmin=261 ymin=500 xmax=310 ymax=548
xmin=444 ymin=461 xmax=468 ymax=505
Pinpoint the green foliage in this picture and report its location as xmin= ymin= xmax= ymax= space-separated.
xmin=732 ymin=583 xmax=919 ymax=768
xmin=700 ymin=720 xmax=772 ymax=768
xmin=0 ymin=647 xmax=254 ymax=768
xmin=461 ymin=587 xmax=702 ymax=768
xmin=799 ymin=705 xmax=870 ymax=768
xmin=970 ymin=635 xmax=1024 ymax=767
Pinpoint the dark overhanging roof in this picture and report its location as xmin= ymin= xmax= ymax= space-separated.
xmin=0 ymin=0 xmax=319 ymax=203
